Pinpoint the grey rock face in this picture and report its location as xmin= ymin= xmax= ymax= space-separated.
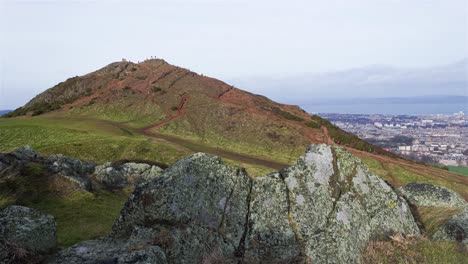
xmin=94 ymin=162 xmax=163 ymax=189
xmin=399 ymin=183 xmax=466 ymax=209
xmin=246 ymin=145 xmax=419 ymax=263
xmin=112 ymin=153 xmax=249 ymax=263
xmin=399 ymin=183 xmax=467 ymax=245
xmin=47 ymin=154 xmax=94 ymax=191
xmin=0 ymin=206 xmax=57 ymax=256
xmin=47 ymin=144 xmax=419 ymax=264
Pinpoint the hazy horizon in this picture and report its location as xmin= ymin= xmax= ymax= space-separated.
xmin=1 ymin=0 xmax=467 ymax=110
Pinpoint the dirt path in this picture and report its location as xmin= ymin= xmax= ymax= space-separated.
xmin=140 ymin=132 xmax=289 ymax=170
xmin=142 ymin=96 xmax=188 ymax=133
xmin=349 ymin=148 xmax=468 ymax=185
xmin=321 ymin=126 xmax=334 ymax=144
xmin=128 ymin=97 xmax=289 ymax=170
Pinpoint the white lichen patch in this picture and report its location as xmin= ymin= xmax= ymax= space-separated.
xmin=218 ymin=197 xmax=227 ymax=209
xmin=286 ymin=177 xmax=298 ymax=190
xmin=336 ymin=205 xmax=350 ymax=226
xmin=304 ymin=145 xmax=334 ymax=185
xmin=307 ymin=181 xmax=317 ymax=194
xmin=352 ymin=168 xmax=370 ymax=194
xmin=296 ymin=194 xmax=305 ymax=206
xmin=378 ymin=178 xmax=392 ymax=192
xmin=263 ymin=198 xmax=272 ymax=207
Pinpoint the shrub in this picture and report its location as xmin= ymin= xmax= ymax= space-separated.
xmin=151 ymin=86 xmax=162 ymax=93
xmin=305 ymin=121 xmax=321 ymax=129
xmin=171 ymin=106 xmax=178 ymax=111
xmin=270 ymin=107 xmax=304 ymax=122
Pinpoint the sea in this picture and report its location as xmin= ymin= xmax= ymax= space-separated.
xmin=303 ymin=103 xmax=467 ymax=115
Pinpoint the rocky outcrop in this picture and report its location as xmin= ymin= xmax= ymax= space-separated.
xmin=399 ymin=183 xmax=467 ymax=245
xmin=52 ymin=144 xmax=420 ymax=263
xmin=94 ymin=162 xmax=163 ymax=189
xmin=47 ymin=154 xmax=94 ymax=191
xmin=0 ymin=147 xmax=94 ymax=192
xmin=11 ymin=146 xmax=41 ymax=161
xmin=0 ymin=206 xmax=57 ymax=263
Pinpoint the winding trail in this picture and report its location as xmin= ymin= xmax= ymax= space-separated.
xmin=136 ymin=96 xmax=289 ymax=170
xmin=142 ymin=96 xmax=188 ymax=132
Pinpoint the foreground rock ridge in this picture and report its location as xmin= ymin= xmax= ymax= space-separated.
xmin=49 ymin=144 xmax=420 ymax=263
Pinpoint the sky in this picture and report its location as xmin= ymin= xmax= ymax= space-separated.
xmin=0 ymin=0 xmax=467 ymax=109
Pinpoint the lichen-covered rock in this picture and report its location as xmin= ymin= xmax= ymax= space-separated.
xmin=112 ymin=153 xmax=250 ymax=263
xmin=94 ymin=162 xmax=163 ymax=189
xmin=399 ymin=183 xmax=468 ymax=245
xmin=50 ymin=144 xmax=420 ymax=263
xmin=11 ymin=146 xmax=41 ymax=161
xmin=399 ymin=183 xmax=466 ymax=209
xmin=432 ymin=207 xmax=468 ymax=245
xmin=246 ymin=144 xmax=419 ymax=263
xmin=0 ymin=205 xmax=57 ymax=257
xmin=47 ymin=154 xmax=94 ymax=191
xmin=94 ymin=162 xmax=127 ymax=189
xmin=47 ymin=238 xmax=167 ymax=264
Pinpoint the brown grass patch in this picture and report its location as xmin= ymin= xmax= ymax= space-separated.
xmin=362 ymin=234 xmax=467 ymax=264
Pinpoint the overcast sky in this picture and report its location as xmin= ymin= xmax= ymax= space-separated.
xmin=0 ymin=0 xmax=467 ymax=109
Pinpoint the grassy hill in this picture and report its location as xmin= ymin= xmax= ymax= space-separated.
xmin=4 ymin=59 xmax=390 ymax=164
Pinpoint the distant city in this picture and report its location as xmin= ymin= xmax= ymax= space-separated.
xmin=320 ymin=111 xmax=467 ymax=167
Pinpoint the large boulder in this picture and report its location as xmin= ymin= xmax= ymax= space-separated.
xmin=94 ymin=162 xmax=163 ymax=189
xmin=111 ymin=153 xmax=250 ymax=263
xmin=245 ymin=144 xmax=419 ymax=263
xmin=399 ymin=183 xmax=467 ymax=245
xmin=0 ymin=206 xmax=57 ymax=262
xmin=48 ymin=144 xmax=419 ymax=264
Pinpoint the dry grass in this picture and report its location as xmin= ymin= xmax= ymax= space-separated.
xmin=362 ymin=234 xmax=467 ymax=264
xmin=416 ymin=206 xmax=463 ymax=236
